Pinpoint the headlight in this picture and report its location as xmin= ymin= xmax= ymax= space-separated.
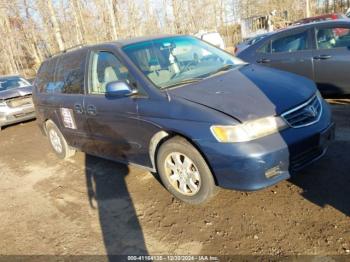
xmin=211 ymin=116 xmax=287 ymax=143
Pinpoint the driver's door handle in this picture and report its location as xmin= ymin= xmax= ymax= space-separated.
xmin=257 ymin=58 xmax=271 ymax=64
xmin=314 ymin=55 xmax=332 ymax=60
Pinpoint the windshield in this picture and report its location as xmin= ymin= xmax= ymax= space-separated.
xmin=0 ymin=77 xmax=31 ymax=92
xmin=123 ymin=36 xmax=245 ymax=89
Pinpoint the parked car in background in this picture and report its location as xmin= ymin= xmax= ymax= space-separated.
xmin=293 ymin=13 xmax=348 ymax=25
xmin=33 ymin=35 xmax=334 ymax=204
xmin=235 ymin=33 xmax=270 ymax=54
xmin=0 ymin=75 xmax=35 ymax=131
xmin=346 ymin=8 xmax=350 ymax=18
xmin=237 ymin=20 xmax=350 ymax=95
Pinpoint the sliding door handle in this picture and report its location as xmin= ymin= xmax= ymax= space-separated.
xmin=74 ymin=103 xmax=83 ymax=114
xmin=257 ymin=58 xmax=271 ymax=64
xmin=319 ymin=55 xmax=332 ymax=60
xmin=86 ymin=105 xmax=97 ymax=116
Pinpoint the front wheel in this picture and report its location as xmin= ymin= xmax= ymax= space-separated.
xmin=156 ymin=136 xmax=216 ymax=204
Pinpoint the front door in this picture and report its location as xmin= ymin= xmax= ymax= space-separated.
xmin=312 ymin=25 xmax=350 ymax=94
xmin=255 ymin=29 xmax=314 ymax=80
xmin=84 ymin=49 xmax=143 ymax=163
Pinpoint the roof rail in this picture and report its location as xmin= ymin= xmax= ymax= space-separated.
xmin=49 ymin=43 xmax=86 ymax=58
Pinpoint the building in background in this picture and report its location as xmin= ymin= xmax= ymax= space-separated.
xmin=240 ymin=10 xmax=290 ymax=40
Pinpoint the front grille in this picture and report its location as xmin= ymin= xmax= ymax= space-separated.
xmin=5 ymin=95 xmax=33 ymax=108
xmin=282 ymin=95 xmax=322 ymax=128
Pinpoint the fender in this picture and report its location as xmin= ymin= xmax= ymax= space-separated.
xmin=148 ymin=130 xmax=169 ymax=172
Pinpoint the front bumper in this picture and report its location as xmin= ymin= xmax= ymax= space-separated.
xmin=0 ymin=104 xmax=36 ymax=128
xmin=197 ymin=101 xmax=334 ymax=191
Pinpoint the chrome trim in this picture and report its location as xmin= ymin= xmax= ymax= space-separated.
xmin=281 ymin=93 xmax=323 ymax=128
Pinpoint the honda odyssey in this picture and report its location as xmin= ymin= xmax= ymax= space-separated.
xmin=33 ymin=35 xmax=334 ymax=204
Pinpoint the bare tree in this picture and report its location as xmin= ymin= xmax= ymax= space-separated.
xmin=0 ymin=3 xmax=19 ymax=74
xmin=46 ymin=0 xmax=65 ymax=51
xmin=0 ymin=0 xmax=341 ymax=77
xmin=106 ymin=0 xmax=118 ymax=40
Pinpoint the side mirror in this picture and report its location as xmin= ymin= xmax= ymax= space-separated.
xmin=105 ymin=81 xmax=137 ymax=97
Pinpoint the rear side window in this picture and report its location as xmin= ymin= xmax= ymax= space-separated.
xmin=36 ymin=50 xmax=86 ymax=94
xmin=271 ymin=31 xmax=309 ymax=53
xmin=316 ymin=27 xmax=350 ymax=50
xmin=54 ymin=50 xmax=87 ymax=94
xmin=35 ymin=59 xmax=57 ymax=93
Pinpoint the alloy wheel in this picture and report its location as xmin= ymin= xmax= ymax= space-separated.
xmin=49 ymin=129 xmax=63 ymax=154
xmin=164 ymin=152 xmax=201 ymax=196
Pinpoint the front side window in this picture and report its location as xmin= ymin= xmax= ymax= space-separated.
xmin=316 ymin=27 xmax=350 ymax=50
xmin=0 ymin=77 xmax=31 ymax=92
xmin=271 ymin=31 xmax=308 ymax=53
xmin=89 ymin=51 xmax=135 ymax=94
xmin=123 ymin=36 xmax=245 ymax=89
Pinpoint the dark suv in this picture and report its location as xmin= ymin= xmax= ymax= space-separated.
xmin=33 ymin=35 xmax=334 ymax=204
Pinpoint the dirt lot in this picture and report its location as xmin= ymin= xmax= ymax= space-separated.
xmin=0 ymin=100 xmax=349 ymax=257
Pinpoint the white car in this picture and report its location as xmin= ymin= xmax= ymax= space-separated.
xmin=195 ymin=31 xmax=225 ymax=49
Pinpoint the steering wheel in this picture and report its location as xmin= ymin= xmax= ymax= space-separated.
xmin=170 ymin=59 xmax=199 ymax=80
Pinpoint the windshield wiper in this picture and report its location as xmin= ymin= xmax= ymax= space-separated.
xmin=160 ymin=64 xmax=243 ymax=89
xmin=161 ymin=78 xmax=204 ymax=89
xmin=207 ymin=64 xmax=236 ymax=77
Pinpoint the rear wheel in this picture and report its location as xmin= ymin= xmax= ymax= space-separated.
xmin=46 ymin=120 xmax=75 ymax=159
xmin=157 ymin=136 xmax=216 ymax=204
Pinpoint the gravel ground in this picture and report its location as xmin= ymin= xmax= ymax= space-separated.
xmin=0 ymin=100 xmax=349 ymax=257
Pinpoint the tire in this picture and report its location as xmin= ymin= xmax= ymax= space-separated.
xmin=156 ymin=136 xmax=216 ymax=204
xmin=46 ymin=120 xmax=75 ymax=159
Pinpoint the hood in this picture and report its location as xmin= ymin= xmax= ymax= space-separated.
xmin=0 ymin=86 xmax=33 ymax=100
xmin=169 ymin=64 xmax=316 ymax=122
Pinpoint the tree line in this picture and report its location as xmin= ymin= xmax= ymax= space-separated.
xmin=0 ymin=0 xmax=349 ymax=77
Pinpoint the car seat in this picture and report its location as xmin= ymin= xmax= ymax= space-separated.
xmin=147 ymin=64 xmax=172 ymax=86
xmin=317 ymin=30 xmax=335 ymax=49
xmin=102 ymin=66 xmax=119 ymax=92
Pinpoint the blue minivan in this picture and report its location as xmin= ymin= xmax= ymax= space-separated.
xmin=33 ymin=35 xmax=334 ymax=204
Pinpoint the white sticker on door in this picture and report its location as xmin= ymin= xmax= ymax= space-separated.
xmin=60 ymin=108 xmax=77 ymax=129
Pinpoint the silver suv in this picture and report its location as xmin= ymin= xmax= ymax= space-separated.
xmin=0 ymin=75 xmax=35 ymax=131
